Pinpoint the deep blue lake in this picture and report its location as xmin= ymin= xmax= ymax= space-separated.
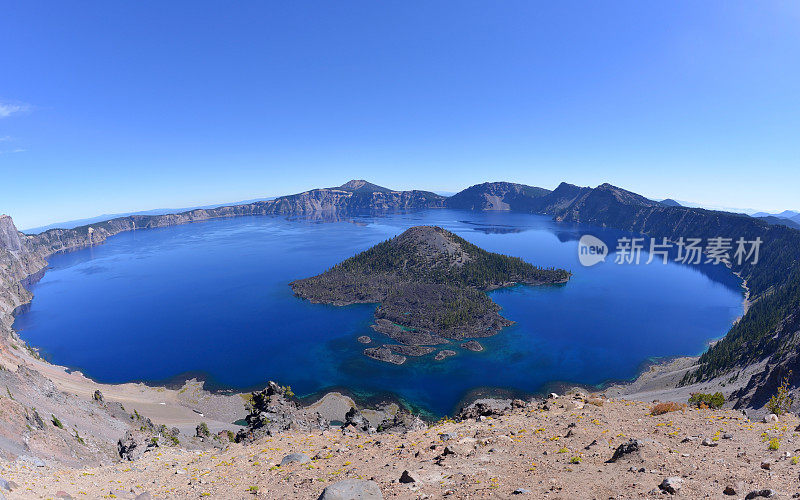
xmin=14 ymin=210 xmax=744 ymax=417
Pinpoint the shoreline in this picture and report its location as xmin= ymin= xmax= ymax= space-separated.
xmin=2 ymin=209 xmax=752 ymax=431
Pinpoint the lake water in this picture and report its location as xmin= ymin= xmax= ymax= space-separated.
xmin=14 ymin=210 xmax=744 ymax=417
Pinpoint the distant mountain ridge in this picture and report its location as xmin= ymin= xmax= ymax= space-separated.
xmin=445 ymin=181 xmax=551 ymax=211
xmin=332 ymin=179 xmax=394 ymax=193
xmin=756 ymin=216 xmax=800 ymax=230
xmin=752 ymin=210 xmax=799 ymax=219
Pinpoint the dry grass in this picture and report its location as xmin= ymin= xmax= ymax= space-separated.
xmin=585 ymin=397 xmax=604 ymax=407
xmin=650 ymin=402 xmax=685 ymax=416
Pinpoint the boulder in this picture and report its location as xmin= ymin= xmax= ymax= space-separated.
xmin=117 ymin=431 xmax=155 ymax=461
xmin=25 ymin=409 xmax=45 ymax=431
xmin=745 ymin=490 xmax=776 ymax=499
xmin=606 ymin=439 xmax=642 ymax=463
xmin=659 ymin=477 xmax=683 ymax=494
xmin=280 ymin=453 xmax=311 ymax=466
xmin=345 ymin=407 xmax=365 ymax=428
xmin=18 ymin=455 xmax=45 ymax=467
xmin=399 ymin=470 xmax=419 ymax=483
xmin=764 ymin=414 xmax=779 ymax=423
xmin=318 ymin=479 xmax=383 ymax=500
xmin=457 ymin=399 xmax=512 ymax=420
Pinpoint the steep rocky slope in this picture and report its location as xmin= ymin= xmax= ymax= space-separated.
xmin=6 ymin=391 xmax=800 ymax=499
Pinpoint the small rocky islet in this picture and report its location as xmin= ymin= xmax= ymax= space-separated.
xmin=291 ymin=225 xmax=571 ymax=364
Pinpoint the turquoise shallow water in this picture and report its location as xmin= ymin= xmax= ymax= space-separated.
xmin=13 ymin=210 xmax=743 ymax=416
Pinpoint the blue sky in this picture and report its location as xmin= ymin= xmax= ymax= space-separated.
xmin=1 ymin=1 xmax=799 ymax=229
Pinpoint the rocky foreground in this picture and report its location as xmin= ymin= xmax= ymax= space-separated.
xmin=4 ymin=392 xmax=800 ymax=499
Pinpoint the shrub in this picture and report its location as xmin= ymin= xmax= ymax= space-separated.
xmin=196 ymin=422 xmax=210 ymax=438
xmin=688 ymin=392 xmax=725 ymax=409
xmin=569 ymin=456 xmax=582 ymax=464
xmin=767 ymin=372 xmax=793 ymax=416
xmin=51 ymin=415 xmax=64 ymax=429
xmin=768 ymin=438 xmax=780 ymax=450
xmin=650 ymin=402 xmax=685 ymax=415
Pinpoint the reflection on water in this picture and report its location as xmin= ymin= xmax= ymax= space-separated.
xmin=13 ymin=209 xmax=743 ymax=416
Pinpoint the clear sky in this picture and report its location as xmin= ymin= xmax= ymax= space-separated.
xmin=1 ymin=1 xmax=799 ymax=229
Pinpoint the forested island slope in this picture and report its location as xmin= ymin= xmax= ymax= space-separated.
xmin=291 ymin=226 xmax=570 ymax=363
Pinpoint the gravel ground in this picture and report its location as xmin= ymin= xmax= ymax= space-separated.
xmin=4 ymin=394 xmax=800 ymax=499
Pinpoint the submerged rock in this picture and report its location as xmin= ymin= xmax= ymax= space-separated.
xmin=434 ymin=350 xmax=457 ymax=361
xmin=357 ymin=336 xmax=372 ymax=344
xmin=461 ymin=340 xmax=484 ymax=352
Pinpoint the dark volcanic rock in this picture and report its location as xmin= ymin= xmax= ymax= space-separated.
xmin=386 ymin=344 xmax=436 ymax=356
xmin=235 ymin=381 xmax=330 ymax=442
xmin=461 ymin=340 xmax=484 ymax=352
xmin=606 ymin=438 xmax=643 ymax=463
xmin=457 ymin=399 xmax=513 ymax=420
xmin=363 ymin=347 xmax=406 ymax=365
xmin=117 ymin=431 xmax=155 ymax=461
xmin=370 ymin=319 xmax=447 ymax=346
